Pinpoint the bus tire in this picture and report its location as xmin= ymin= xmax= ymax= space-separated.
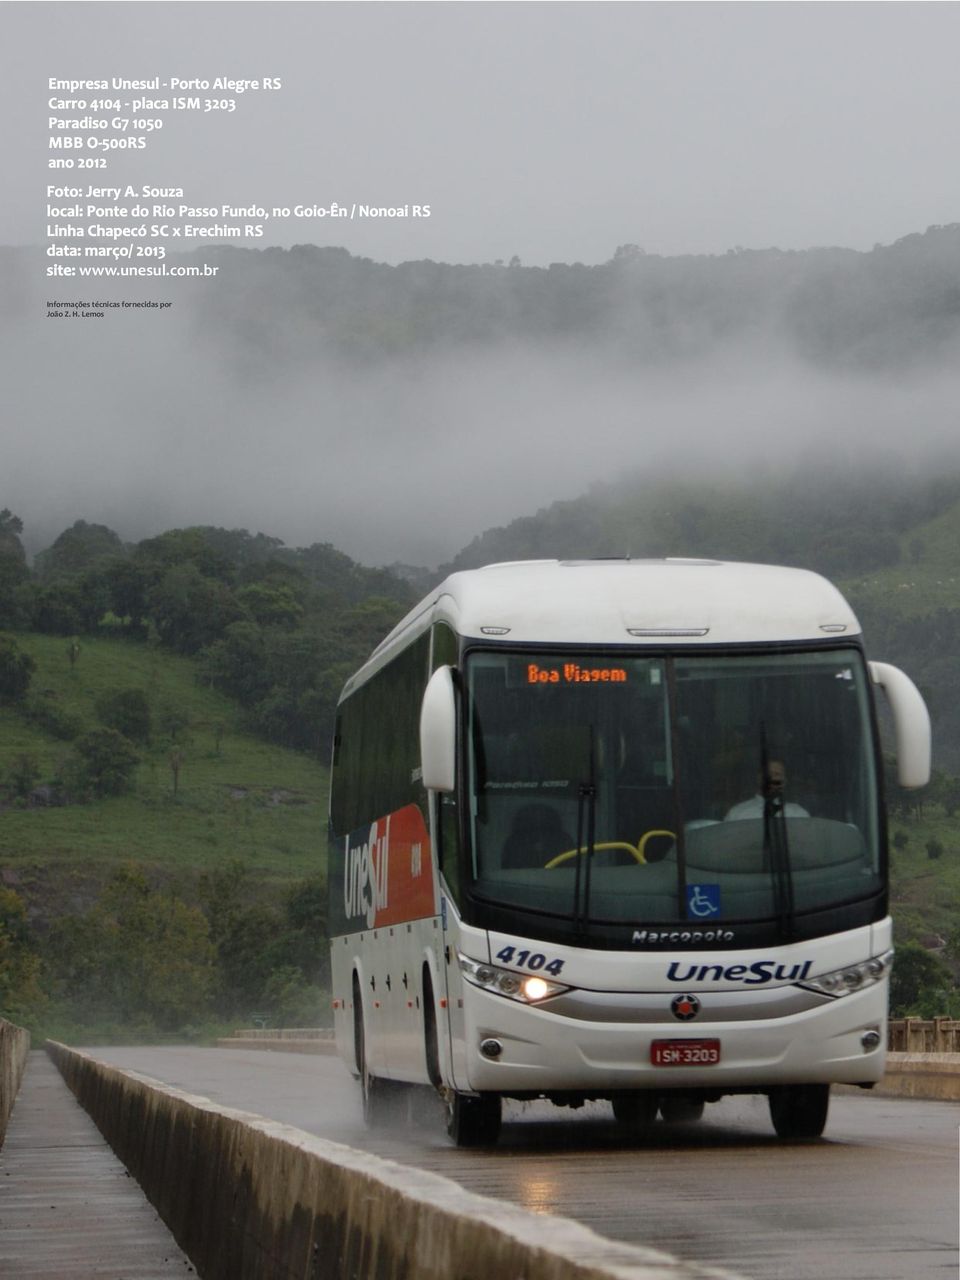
xmin=446 ymin=1092 xmax=501 ymax=1147
xmin=611 ymin=1092 xmax=658 ymax=1131
xmin=353 ymin=973 xmax=391 ymax=1128
xmin=362 ymin=1070 xmax=395 ymax=1127
xmin=768 ymin=1084 xmax=830 ymax=1139
xmin=659 ymin=1096 xmax=705 ymax=1124
xmin=423 ymin=967 xmax=442 ymax=1088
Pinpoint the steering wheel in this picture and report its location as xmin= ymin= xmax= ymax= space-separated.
xmin=545 ymin=840 xmax=646 ymax=869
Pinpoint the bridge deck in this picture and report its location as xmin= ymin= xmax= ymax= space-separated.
xmin=0 ymin=1051 xmax=192 ymax=1278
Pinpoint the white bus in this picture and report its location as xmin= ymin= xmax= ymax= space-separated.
xmin=329 ymin=559 xmax=930 ymax=1145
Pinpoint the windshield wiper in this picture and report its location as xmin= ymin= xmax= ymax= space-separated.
xmin=760 ymin=727 xmax=795 ymax=940
xmin=572 ymin=728 xmax=598 ymax=934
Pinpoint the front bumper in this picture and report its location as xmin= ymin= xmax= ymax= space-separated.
xmin=460 ymin=979 xmax=887 ymax=1093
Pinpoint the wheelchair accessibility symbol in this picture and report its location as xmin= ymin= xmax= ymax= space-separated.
xmin=686 ymin=883 xmax=721 ymax=919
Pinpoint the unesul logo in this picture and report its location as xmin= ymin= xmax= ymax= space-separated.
xmin=343 ymin=820 xmax=390 ymax=929
xmin=667 ymin=959 xmax=814 ymax=986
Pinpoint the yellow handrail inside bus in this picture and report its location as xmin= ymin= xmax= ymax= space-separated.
xmin=543 ymin=828 xmax=677 ymax=869
xmin=545 ymin=840 xmax=645 ymax=868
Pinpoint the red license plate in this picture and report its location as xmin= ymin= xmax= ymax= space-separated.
xmin=651 ymin=1039 xmax=721 ymax=1066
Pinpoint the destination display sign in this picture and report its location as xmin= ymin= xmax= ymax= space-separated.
xmin=526 ymin=662 xmax=628 ymax=685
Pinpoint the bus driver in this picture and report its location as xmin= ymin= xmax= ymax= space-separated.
xmin=724 ymin=759 xmax=810 ymax=821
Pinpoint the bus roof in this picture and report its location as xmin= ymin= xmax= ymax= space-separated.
xmin=345 ymin=560 xmax=862 ymax=695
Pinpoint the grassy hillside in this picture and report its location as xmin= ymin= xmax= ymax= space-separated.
xmin=0 ymin=633 xmax=327 ymax=911
xmin=843 ymin=497 xmax=960 ymax=619
xmin=888 ymin=807 xmax=960 ymax=947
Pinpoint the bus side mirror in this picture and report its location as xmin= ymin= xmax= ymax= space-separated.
xmin=869 ymin=661 xmax=931 ymax=789
xmin=421 ymin=665 xmax=456 ymax=792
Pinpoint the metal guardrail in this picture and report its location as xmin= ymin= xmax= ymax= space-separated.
xmin=888 ymin=1018 xmax=960 ymax=1053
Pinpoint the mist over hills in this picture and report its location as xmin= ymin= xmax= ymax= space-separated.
xmin=5 ymin=222 xmax=960 ymax=566
xmin=439 ymin=462 xmax=960 ymax=576
xmin=186 ymin=223 xmax=960 ymax=373
xmin=5 ymin=218 xmax=960 ymax=762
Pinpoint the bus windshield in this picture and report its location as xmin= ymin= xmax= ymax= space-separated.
xmin=464 ymin=648 xmax=880 ymax=935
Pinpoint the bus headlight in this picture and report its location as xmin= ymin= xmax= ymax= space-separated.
xmin=459 ymin=954 xmax=570 ymax=1004
xmin=798 ymin=949 xmax=894 ymax=998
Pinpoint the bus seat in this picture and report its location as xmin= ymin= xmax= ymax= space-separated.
xmin=502 ymin=803 xmax=576 ymax=869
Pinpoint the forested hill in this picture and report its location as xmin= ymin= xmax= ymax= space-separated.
xmin=441 ymin=465 xmax=960 ymax=577
xmin=6 ymin=463 xmax=960 ymax=768
xmin=0 ymin=516 xmax=415 ymax=757
xmin=188 ymin=224 xmax=960 ymax=372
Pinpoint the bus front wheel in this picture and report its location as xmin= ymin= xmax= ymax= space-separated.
xmin=768 ymin=1084 xmax=830 ymax=1139
xmin=446 ymin=1092 xmax=501 ymax=1147
xmin=611 ymin=1092 xmax=659 ymax=1131
xmin=659 ymin=1095 xmax=705 ymax=1124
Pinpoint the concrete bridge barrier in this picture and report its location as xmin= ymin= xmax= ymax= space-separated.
xmin=0 ymin=1018 xmax=30 ymax=1148
xmin=46 ymin=1041 xmax=744 ymax=1280
xmin=869 ymin=1052 xmax=960 ymax=1101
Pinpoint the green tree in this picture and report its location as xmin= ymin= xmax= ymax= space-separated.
xmin=0 ymin=509 xmax=26 ymax=561
xmin=0 ymin=510 xmax=30 ymax=630
xmin=134 ymin=528 xmax=233 ymax=582
xmin=235 ymin=582 xmax=304 ymax=629
xmin=0 ymin=634 xmax=35 ymax=703
xmin=67 ymin=727 xmax=140 ymax=797
xmin=889 ymin=940 xmax=954 ymax=1016
xmin=214 ymin=902 xmax=284 ymax=1014
xmin=97 ymin=556 xmax=152 ymax=628
xmin=338 ymin=596 xmax=407 ymax=652
xmin=8 ymin=752 xmax=40 ymax=799
xmin=272 ymin=875 xmax=328 ymax=983
xmin=935 ymin=774 xmax=960 ymax=818
xmin=47 ymin=867 xmax=217 ymax=1030
xmin=0 ymin=887 xmax=47 ymax=1028
xmin=156 ymin=703 xmax=190 ymax=743
xmin=198 ymin=863 xmax=328 ymax=1018
xmin=95 ymin=688 xmax=152 ymax=743
xmin=32 ymin=581 xmax=103 ymax=635
xmin=21 ymin=692 xmax=85 ymax=741
xmin=261 ymin=966 xmax=325 ymax=1028
xmin=198 ymin=621 xmax=268 ymax=703
xmin=35 ymin=520 xmax=124 ymax=579
xmin=147 ymin=563 xmax=243 ymax=654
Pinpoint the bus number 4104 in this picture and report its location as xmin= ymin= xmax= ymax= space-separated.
xmin=496 ymin=946 xmax=565 ymax=977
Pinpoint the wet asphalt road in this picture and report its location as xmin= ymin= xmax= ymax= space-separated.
xmin=89 ymin=1046 xmax=958 ymax=1280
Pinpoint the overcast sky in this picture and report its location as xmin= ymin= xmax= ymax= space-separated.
xmin=6 ymin=1 xmax=960 ymax=265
